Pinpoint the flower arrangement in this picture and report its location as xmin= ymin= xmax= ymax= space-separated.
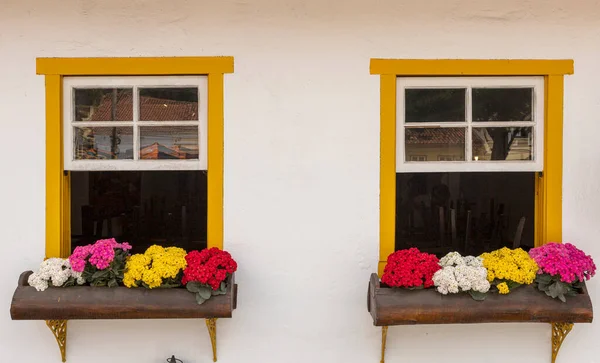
xmin=123 ymin=245 xmax=187 ymax=288
xmin=529 ymin=242 xmax=596 ymax=302
xmin=480 ymin=247 xmax=538 ymax=294
xmin=27 ymin=258 xmax=85 ymax=291
xmin=69 ymin=238 xmax=132 ymax=287
xmin=182 ymin=247 xmax=238 ymax=304
xmin=382 ymin=248 xmax=440 ymax=288
xmin=432 ymin=252 xmax=490 ymax=300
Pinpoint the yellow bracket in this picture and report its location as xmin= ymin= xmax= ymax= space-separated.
xmin=378 ymin=323 xmax=574 ymax=363
xmin=46 ymin=320 xmax=67 ymax=362
xmin=551 ymin=322 xmax=574 ymax=363
xmin=206 ymin=318 xmax=218 ymax=362
xmin=380 ymin=326 xmax=388 ymax=363
xmin=43 ymin=318 xmax=220 ymax=362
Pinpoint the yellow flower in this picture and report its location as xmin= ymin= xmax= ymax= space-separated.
xmin=480 ymin=247 xmax=539 ymax=293
xmin=497 ymin=282 xmax=509 ymax=294
xmin=123 ymin=245 xmax=187 ymax=289
xmin=123 ymin=254 xmax=151 ymax=288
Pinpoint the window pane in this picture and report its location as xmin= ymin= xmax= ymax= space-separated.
xmin=74 ymin=127 xmax=133 ymax=160
xmin=70 ymin=171 xmax=207 ymax=254
xmin=139 ymin=88 xmax=199 ymax=121
xmin=405 ymin=89 xmax=466 ymax=122
xmin=395 ymin=172 xmax=535 ymax=257
xmin=140 ymin=126 xmax=199 ymax=160
xmin=405 ymin=128 xmax=465 ymax=161
xmin=472 ymin=88 xmax=533 ymax=121
xmin=74 ymin=89 xmax=133 ymax=121
xmin=472 ymin=127 xmax=533 ymax=161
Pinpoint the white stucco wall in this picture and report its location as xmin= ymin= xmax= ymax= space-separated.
xmin=1 ymin=0 xmax=600 ymax=362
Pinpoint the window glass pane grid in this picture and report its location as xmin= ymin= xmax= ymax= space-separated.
xmin=403 ymin=84 xmax=538 ymax=165
xmin=65 ymin=78 xmax=206 ymax=169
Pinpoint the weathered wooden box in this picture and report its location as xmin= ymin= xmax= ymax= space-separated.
xmin=11 ymin=271 xmax=237 ymax=320
xmin=367 ymin=273 xmax=593 ymax=326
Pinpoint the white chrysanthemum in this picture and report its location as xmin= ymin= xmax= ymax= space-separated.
xmin=433 ymin=252 xmax=490 ymax=295
xmin=27 ymin=258 xmax=85 ymax=292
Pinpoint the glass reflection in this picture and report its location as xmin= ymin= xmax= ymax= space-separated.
xmin=74 ymin=127 xmax=133 ymax=160
xmin=405 ymin=128 xmax=466 ymax=161
xmin=140 ymin=126 xmax=199 ymax=160
xmin=74 ymin=89 xmax=133 ymax=121
xmin=405 ymin=89 xmax=466 ymax=122
xmin=139 ymin=88 xmax=199 ymax=121
xmin=472 ymin=127 xmax=533 ymax=161
xmin=472 ymin=88 xmax=533 ymax=122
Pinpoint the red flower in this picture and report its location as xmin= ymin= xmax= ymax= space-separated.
xmin=381 ymin=248 xmax=440 ymax=288
xmin=182 ymin=247 xmax=238 ymax=290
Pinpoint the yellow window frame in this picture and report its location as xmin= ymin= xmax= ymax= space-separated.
xmin=371 ymin=59 xmax=574 ymax=275
xmin=38 ymin=56 xmax=234 ymax=258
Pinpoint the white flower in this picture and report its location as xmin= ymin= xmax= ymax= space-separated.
xmin=27 ymin=258 xmax=85 ymax=292
xmin=433 ymin=252 xmax=490 ymax=295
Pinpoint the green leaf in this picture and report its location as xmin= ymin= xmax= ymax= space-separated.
xmin=506 ymin=281 xmax=522 ymax=290
xmin=195 ymin=293 xmax=207 ymax=305
xmin=198 ymin=286 xmax=212 ymax=300
xmin=107 ymin=279 xmax=118 ymax=288
xmin=92 ymin=270 xmax=109 ymax=280
xmin=558 ymin=294 xmax=567 ymax=303
xmin=186 ymin=282 xmax=202 ymax=293
xmin=536 ymin=274 xmax=553 ymax=285
xmin=468 ymin=290 xmax=487 ymax=301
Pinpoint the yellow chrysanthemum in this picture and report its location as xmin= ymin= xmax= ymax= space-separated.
xmin=123 ymin=254 xmax=151 ymax=288
xmin=123 ymin=245 xmax=187 ymax=289
xmin=480 ymin=247 xmax=539 ymax=293
xmin=497 ymin=282 xmax=509 ymax=294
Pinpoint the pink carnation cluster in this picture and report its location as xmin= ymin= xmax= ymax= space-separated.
xmin=529 ymin=242 xmax=596 ymax=283
xmin=69 ymin=238 xmax=132 ymax=272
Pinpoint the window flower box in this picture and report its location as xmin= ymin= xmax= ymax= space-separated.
xmin=11 ymin=270 xmax=238 ymax=362
xmin=367 ymin=273 xmax=592 ymax=363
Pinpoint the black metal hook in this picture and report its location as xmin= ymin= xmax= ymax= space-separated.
xmin=166 ymin=355 xmax=183 ymax=363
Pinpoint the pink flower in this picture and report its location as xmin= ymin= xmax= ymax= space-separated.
xmin=69 ymin=245 xmax=91 ymax=272
xmin=67 ymin=238 xmax=130 ymax=272
xmin=529 ymin=242 xmax=596 ymax=283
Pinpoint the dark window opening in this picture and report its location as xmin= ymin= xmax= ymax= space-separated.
xmin=70 ymin=171 xmax=207 ymax=254
xmin=395 ymin=172 xmax=535 ymax=257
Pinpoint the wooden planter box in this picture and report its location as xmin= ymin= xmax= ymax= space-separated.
xmin=11 ymin=271 xmax=237 ymax=320
xmin=367 ymin=273 xmax=593 ymax=326
xmin=367 ymin=273 xmax=593 ymax=363
xmin=10 ymin=270 xmax=238 ymax=362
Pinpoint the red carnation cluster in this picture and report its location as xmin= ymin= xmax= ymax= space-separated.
xmin=182 ymin=247 xmax=238 ymax=290
xmin=381 ymin=248 xmax=440 ymax=288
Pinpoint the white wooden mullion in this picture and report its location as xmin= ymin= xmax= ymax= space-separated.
xmin=471 ymin=121 xmax=536 ymax=128
xmin=73 ymin=121 xmax=134 ymax=128
xmin=133 ymin=85 xmax=140 ymax=161
xmin=68 ymin=160 xmax=203 ymax=171
xmin=404 ymin=122 xmax=467 ymax=128
xmin=466 ymin=86 xmax=473 ymax=162
xmin=136 ymin=121 xmax=201 ymax=127
xmin=397 ymin=81 xmax=406 ymax=166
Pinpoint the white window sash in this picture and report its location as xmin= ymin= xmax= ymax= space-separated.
xmin=63 ymin=76 xmax=208 ymax=171
xmin=396 ymin=76 xmax=544 ymax=173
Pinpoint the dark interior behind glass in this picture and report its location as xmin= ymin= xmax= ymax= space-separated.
xmin=396 ymin=172 xmax=535 ymax=257
xmin=70 ymin=171 xmax=207 ymax=254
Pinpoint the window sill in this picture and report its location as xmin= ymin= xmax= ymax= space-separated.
xmin=367 ymin=273 xmax=592 ymax=363
xmin=11 ymin=271 xmax=238 ymax=362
